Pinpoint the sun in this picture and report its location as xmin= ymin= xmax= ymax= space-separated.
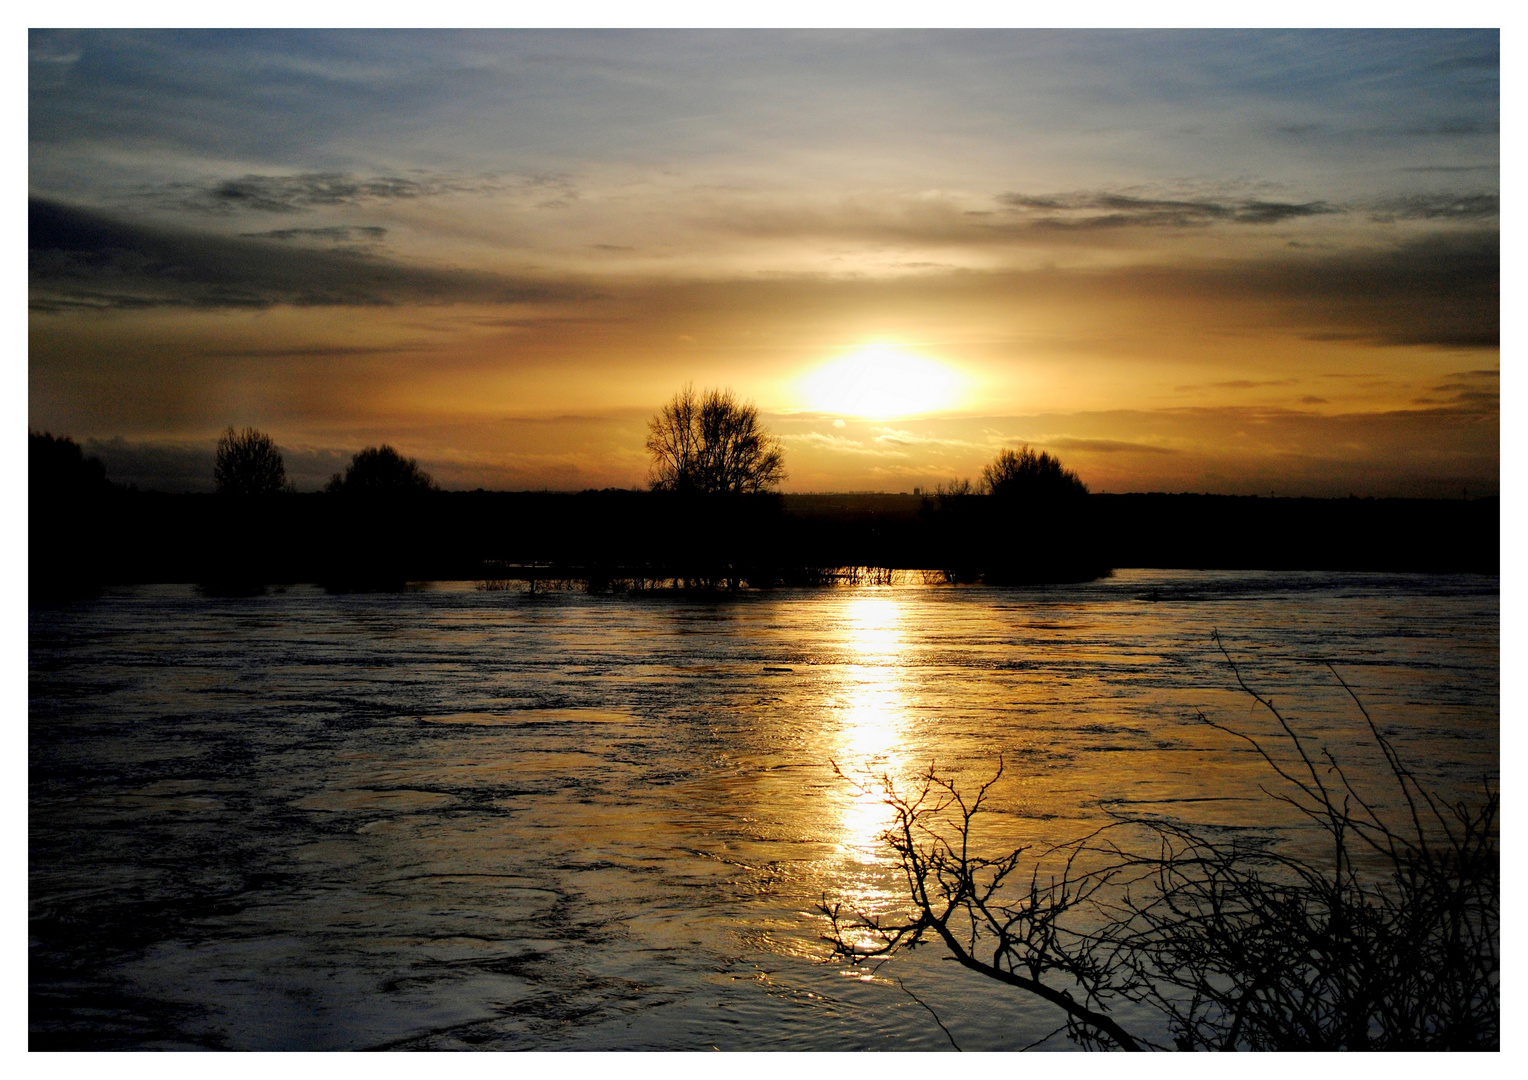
xmin=799 ymin=345 xmax=967 ymax=418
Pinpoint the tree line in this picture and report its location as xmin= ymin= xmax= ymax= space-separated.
xmin=211 ymin=427 xmax=437 ymax=498
xmin=24 ymin=388 xmax=1108 ymax=595
xmin=643 ymin=383 xmax=1088 ymax=503
xmin=29 ymin=428 xmax=439 ymax=500
xmin=36 ymin=384 xmax=1089 ymax=508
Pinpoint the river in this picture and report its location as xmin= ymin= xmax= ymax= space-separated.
xmin=29 ymin=569 xmax=1498 ymax=1050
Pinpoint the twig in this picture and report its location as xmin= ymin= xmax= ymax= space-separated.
xmin=893 ymin=975 xmax=962 ymax=1051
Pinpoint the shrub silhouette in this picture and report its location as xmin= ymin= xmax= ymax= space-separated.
xmin=974 ymin=447 xmax=1099 ymax=583
xmin=326 ymin=444 xmax=436 ymax=495
xmin=982 ymin=445 xmax=1088 ymax=500
xmin=822 ymin=636 xmax=1497 ymax=1050
xmin=316 ymin=444 xmax=437 ymax=590
xmin=646 ymin=384 xmax=785 ymax=494
xmin=214 ymin=426 xmax=287 ymax=497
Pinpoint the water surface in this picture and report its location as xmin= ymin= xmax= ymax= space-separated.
xmin=29 ymin=570 xmax=1498 ymax=1050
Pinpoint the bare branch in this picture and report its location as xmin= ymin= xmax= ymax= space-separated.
xmin=819 ymin=636 xmax=1498 ymax=1051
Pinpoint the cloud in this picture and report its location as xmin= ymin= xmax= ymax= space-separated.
xmin=780 ymin=402 xmax=1496 ymax=497
xmin=1368 ymin=193 xmax=1498 ymax=221
xmin=29 ymin=199 xmax=582 ymax=311
xmin=240 ymin=225 xmax=389 ymax=245
xmin=868 ymin=427 xmax=985 ymax=450
xmin=144 ymin=171 xmax=501 ymax=215
xmin=28 ymin=30 xmax=81 ymax=89
xmin=715 ymin=229 xmax=1495 ymax=352
xmin=1044 ymin=437 xmax=1179 ymax=455
xmin=161 ymin=173 xmax=454 ymax=214
xmin=1421 ymin=369 xmax=1498 ymax=410
xmin=128 ymin=171 xmax=578 ymax=217
xmin=780 ymin=431 xmax=903 ymax=456
xmin=195 ymin=343 xmax=433 ymax=359
xmin=82 ymin=436 xmax=215 ymax=491
xmin=1402 ymin=117 xmax=1493 ymax=137
xmin=1029 ymin=404 xmax=1498 ymax=497
xmin=1202 ymin=379 xmax=1300 ymax=390
xmin=683 ymin=185 xmax=1490 ymax=262
xmin=995 ymin=190 xmax=1339 ymax=230
xmin=1170 ymin=229 xmax=1498 ymax=348
xmin=1428 ymin=50 xmax=1499 ymax=72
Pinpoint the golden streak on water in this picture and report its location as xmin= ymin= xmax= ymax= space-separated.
xmin=832 ymin=596 xmax=910 ymax=879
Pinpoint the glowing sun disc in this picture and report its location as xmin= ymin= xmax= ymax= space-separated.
xmin=800 ymin=346 xmax=964 ymax=418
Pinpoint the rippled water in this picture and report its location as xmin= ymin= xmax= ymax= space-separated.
xmin=29 ymin=570 xmax=1497 ymax=1050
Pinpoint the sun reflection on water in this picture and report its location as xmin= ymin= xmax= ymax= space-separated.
xmin=831 ymin=596 xmax=913 ymax=870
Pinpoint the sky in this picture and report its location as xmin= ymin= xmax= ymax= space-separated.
xmin=27 ymin=28 xmax=1499 ymax=495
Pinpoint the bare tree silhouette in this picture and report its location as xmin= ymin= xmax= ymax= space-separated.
xmin=214 ymin=427 xmax=287 ymax=497
xmin=646 ymin=384 xmax=785 ymax=494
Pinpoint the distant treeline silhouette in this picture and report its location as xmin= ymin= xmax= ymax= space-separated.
xmin=30 ymin=431 xmax=124 ymax=599
xmin=29 ymin=426 xmax=1499 ymax=599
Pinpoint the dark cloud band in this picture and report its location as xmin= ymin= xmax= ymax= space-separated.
xmin=240 ymin=225 xmax=388 ymax=243
xmin=1368 ymin=193 xmax=1498 ymax=222
xmin=137 ymin=171 xmax=576 ymax=216
xmin=29 ymin=198 xmax=1497 ymax=353
xmin=996 ymin=190 xmax=1339 ymax=229
xmin=29 ymin=199 xmax=579 ymax=311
